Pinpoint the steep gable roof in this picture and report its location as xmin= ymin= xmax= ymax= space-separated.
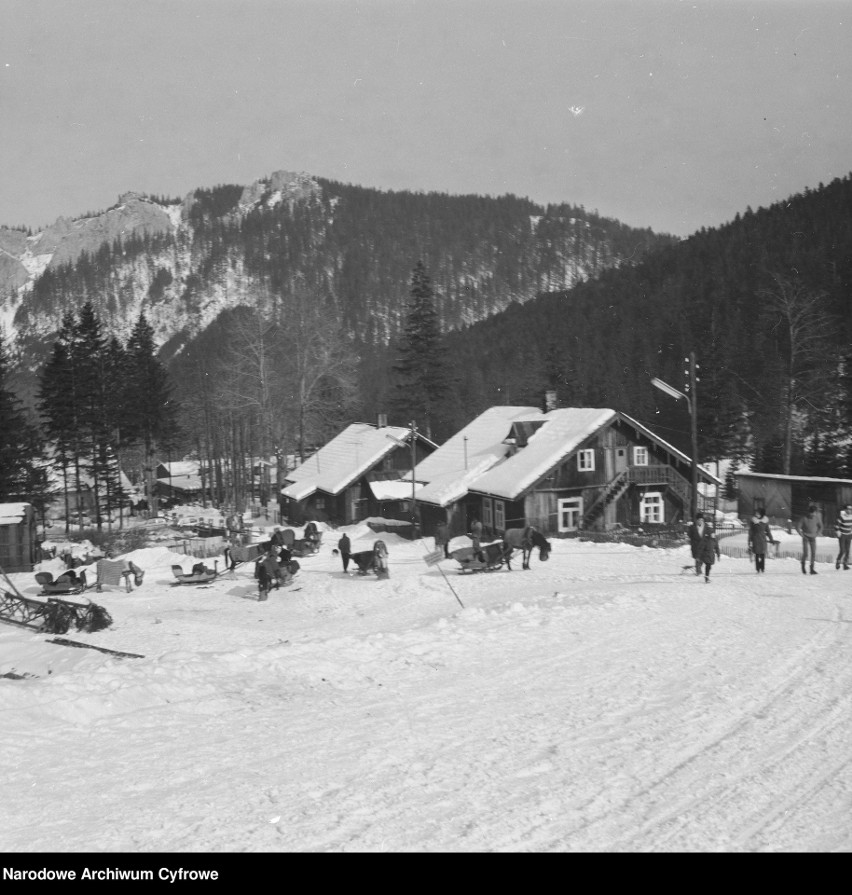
xmin=281 ymin=422 xmax=420 ymax=502
xmin=470 ymin=407 xmax=615 ymax=499
xmin=413 ymin=406 xmax=541 ymax=508
xmin=469 ymin=407 xmax=723 ymax=501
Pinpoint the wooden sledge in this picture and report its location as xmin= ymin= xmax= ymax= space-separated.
xmin=452 ymin=543 xmax=508 ymax=573
xmin=35 ymin=570 xmax=92 ymax=596
xmin=171 ymin=560 xmax=220 ymax=586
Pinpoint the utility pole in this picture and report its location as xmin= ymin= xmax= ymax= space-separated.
xmin=410 ymin=420 xmax=419 ymax=539
xmin=686 ymin=352 xmax=699 ymax=519
xmin=652 ymin=351 xmax=700 ymax=520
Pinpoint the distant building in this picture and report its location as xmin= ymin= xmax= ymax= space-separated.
xmin=0 ymin=503 xmax=38 ymax=573
xmin=735 ymin=471 xmax=852 ymax=534
xmin=280 ymin=420 xmax=438 ymax=526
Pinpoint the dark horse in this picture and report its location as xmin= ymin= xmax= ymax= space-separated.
xmin=502 ymin=525 xmax=551 ymax=570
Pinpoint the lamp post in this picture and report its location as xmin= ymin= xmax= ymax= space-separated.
xmin=385 ymin=421 xmax=420 ymax=540
xmin=652 ymin=351 xmax=699 ymax=520
xmin=409 ymin=420 xmax=419 ymax=539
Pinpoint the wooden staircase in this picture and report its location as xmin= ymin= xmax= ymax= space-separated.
xmin=580 ymin=465 xmax=692 ymax=529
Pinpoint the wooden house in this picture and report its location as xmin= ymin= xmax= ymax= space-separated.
xmin=415 ymin=407 xmax=720 ymax=539
xmin=0 ymin=502 xmax=38 ymax=573
xmin=280 ymin=421 xmax=438 ymax=526
xmin=412 ymin=406 xmax=542 ymax=540
xmin=735 ymin=472 xmax=852 ymax=535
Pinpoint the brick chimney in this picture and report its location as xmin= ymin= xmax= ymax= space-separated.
xmin=544 ymin=390 xmax=557 ymax=412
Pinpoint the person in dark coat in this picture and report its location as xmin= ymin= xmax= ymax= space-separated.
xmin=747 ymin=509 xmax=777 ymax=574
xmin=687 ymin=512 xmax=709 ymax=576
xmin=338 ymin=533 xmax=352 ymax=572
xmin=694 ymin=522 xmax=721 ymax=582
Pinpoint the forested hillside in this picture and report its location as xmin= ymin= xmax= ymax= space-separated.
xmin=4 ymin=172 xmax=672 ymax=428
xmin=442 ymin=175 xmax=852 ymax=475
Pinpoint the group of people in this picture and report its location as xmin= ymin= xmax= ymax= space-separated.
xmin=688 ymin=502 xmax=852 ymax=580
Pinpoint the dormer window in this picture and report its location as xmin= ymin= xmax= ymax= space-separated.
xmin=577 ymin=449 xmax=595 ymax=472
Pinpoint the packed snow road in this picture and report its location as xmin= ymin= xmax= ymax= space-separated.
xmin=1 ymin=532 xmax=850 ymax=852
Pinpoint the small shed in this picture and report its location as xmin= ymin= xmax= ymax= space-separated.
xmin=0 ymin=502 xmax=38 ymax=573
xmin=735 ymin=472 xmax=852 ymax=534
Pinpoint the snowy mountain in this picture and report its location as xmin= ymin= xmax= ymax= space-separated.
xmin=0 ymin=170 xmax=673 ymax=372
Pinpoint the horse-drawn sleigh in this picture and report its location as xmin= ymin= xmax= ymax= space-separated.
xmin=451 ymin=525 xmax=551 ymax=573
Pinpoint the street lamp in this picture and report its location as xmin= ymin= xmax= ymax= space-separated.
xmin=652 ymin=351 xmax=699 ymax=520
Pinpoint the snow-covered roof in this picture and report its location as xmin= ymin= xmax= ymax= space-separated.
xmin=281 ymin=423 xmax=416 ymax=501
xmin=468 ymin=407 xmax=722 ymax=501
xmin=0 ymin=502 xmax=31 ymax=525
xmin=157 ymin=474 xmax=203 ymax=492
xmin=470 ymin=407 xmax=615 ymax=499
xmin=368 ymin=480 xmax=420 ymax=501
xmin=413 ymin=406 xmax=540 ymax=508
xmin=158 ymin=461 xmax=199 ymax=477
xmin=735 ymin=471 xmax=852 ymax=486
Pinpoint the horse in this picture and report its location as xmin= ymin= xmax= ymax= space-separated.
xmin=502 ymin=525 xmax=551 ymax=570
xmin=351 ymin=540 xmax=390 ymax=578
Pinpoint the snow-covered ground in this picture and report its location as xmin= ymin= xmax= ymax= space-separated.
xmin=1 ymin=522 xmax=850 ymax=853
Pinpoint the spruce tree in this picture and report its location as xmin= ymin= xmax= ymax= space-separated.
xmin=390 ymin=261 xmax=453 ymax=440
xmin=124 ymin=313 xmax=181 ymax=516
xmin=0 ymin=334 xmax=49 ymax=509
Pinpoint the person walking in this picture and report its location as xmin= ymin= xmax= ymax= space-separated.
xmin=796 ymin=503 xmax=824 ymax=574
xmin=687 ymin=512 xmax=709 ymax=576
xmin=748 ymin=509 xmax=778 ymax=574
xmin=338 ymin=532 xmax=352 ymax=573
xmin=695 ymin=521 xmax=721 ymax=582
xmin=434 ymin=521 xmax=450 ymax=558
xmin=469 ymin=516 xmax=484 ymax=562
xmin=835 ymin=503 xmax=852 ymax=570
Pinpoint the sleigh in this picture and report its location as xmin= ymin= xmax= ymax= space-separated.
xmin=279 ymin=527 xmax=322 ymax=557
xmin=171 ymin=560 xmax=220 ymax=586
xmin=34 ymin=570 xmax=92 ymax=596
xmin=451 ymin=543 xmax=508 ymax=573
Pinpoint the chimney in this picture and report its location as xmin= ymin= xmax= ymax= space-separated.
xmin=377 ymin=412 xmax=388 ymax=428
xmin=544 ymin=390 xmax=557 ymax=412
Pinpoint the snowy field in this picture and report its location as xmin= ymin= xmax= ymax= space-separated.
xmin=1 ymin=523 xmax=851 ymax=853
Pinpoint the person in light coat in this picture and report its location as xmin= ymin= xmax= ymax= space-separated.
xmin=795 ymin=504 xmax=823 ymax=574
xmin=835 ymin=503 xmax=852 ymax=570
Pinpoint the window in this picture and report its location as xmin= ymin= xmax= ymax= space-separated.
xmin=558 ymin=497 xmax=583 ymax=532
xmin=315 ymin=496 xmax=326 ymax=509
xmin=577 ymin=449 xmax=595 ymax=472
xmin=494 ymin=500 xmax=505 ymax=532
xmin=482 ymin=497 xmax=493 ymax=530
xmin=640 ymin=491 xmax=664 ymax=524
xmin=633 ymin=446 xmax=649 ymax=466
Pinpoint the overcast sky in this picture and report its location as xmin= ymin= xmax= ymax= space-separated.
xmin=2 ymin=0 xmax=850 ymax=237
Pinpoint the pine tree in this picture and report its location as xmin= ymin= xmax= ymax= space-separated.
xmin=124 ymin=313 xmax=182 ymax=517
xmin=390 ymin=261 xmax=454 ymax=440
xmin=38 ymin=313 xmax=80 ymax=531
xmin=0 ymin=333 xmax=49 ymax=509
